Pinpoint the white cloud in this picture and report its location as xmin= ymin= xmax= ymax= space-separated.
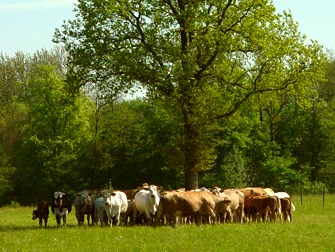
xmin=0 ymin=0 xmax=77 ymax=12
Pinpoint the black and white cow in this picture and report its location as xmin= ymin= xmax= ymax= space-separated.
xmin=74 ymin=190 xmax=95 ymax=226
xmin=32 ymin=200 xmax=49 ymax=228
xmin=51 ymin=192 xmax=72 ymax=227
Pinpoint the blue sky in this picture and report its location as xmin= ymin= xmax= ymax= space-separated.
xmin=0 ymin=0 xmax=334 ymax=57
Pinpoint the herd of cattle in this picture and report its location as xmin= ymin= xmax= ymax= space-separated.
xmin=32 ymin=184 xmax=295 ymax=228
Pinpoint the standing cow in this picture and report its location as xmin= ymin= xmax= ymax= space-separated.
xmin=74 ymin=190 xmax=95 ymax=226
xmin=32 ymin=201 xmax=49 ymax=228
xmin=104 ymin=191 xmax=128 ymax=226
xmin=133 ymin=184 xmax=160 ymax=225
xmin=51 ymin=192 xmax=72 ymax=227
xmin=154 ymin=191 xmax=231 ymax=228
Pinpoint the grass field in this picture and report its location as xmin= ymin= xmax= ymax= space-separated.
xmin=1 ymin=194 xmax=335 ymax=251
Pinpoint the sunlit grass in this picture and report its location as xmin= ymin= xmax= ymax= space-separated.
xmin=1 ymin=195 xmax=335 ymax=251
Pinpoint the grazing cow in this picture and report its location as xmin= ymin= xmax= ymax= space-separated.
xmin=51 ymin=192 xmax=72 ymax=227
xmin=74 ymin=190 xmax=95 ymax=226
xmin=32 ymin=201 xmax=49 ymax=228
xmin=104 ymin=191 xmax=128 ymax=227
xmin=211 ymin=187 xmax=245 ymax=223
xmin=274 ymin=192 xmax=295 ymax=211
xmin=244 ymin=195 xmax=279 ymax=222
xmin=279 ymin=197 xmax=292 ymax=222
xmin=274 ymin=192 xmax=294 ymax=222
xmin=154 ymin=191 xmax=231 ymax=228
xmin=133 ymin=185 xmax=160 ymax=225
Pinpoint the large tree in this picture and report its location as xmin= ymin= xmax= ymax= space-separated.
xmin=54 ymin=0 xmax=324 ymax=189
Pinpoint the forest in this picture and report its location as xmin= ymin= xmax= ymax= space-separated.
xmin=1 ymin=0 xmax=335 ymax=201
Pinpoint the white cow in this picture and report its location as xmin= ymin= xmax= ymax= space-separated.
xmin=104 ymin=191 xmax=128 ymax=227
xmin=133 ymin=185 xmax=160 ymax=225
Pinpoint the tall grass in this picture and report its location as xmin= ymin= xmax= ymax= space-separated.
xmin=1 ymin=195 xmax=335 ymax=251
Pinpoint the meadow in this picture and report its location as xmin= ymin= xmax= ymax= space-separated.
xmin=1 ymin=194 xmax=335 ymax=251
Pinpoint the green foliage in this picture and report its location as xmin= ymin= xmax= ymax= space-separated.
xmin=54 ymin=0 xmax=325 ymax=189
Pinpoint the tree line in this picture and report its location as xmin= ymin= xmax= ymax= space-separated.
xmin=1 ymin=0 xmax=335 ymax=201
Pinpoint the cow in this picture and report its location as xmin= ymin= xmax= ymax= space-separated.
xmin=244 ymin=194 xmax=279 ymax=222
xmin=279 ymin=197 xmax=292 ymax=222
xmin=95 ymin=196 xmax=108 ymax=226
xmin=274 ymin=192 xmax=294 ymax=222
xmin=51 ymin=192 xmax=72 ymax=227
xmin=104 ymin=191 xmax=128 ymax=227
xmin=133 ymin=184 xmax=160 ymax=225
xmin=74 ymin=190 xmax=95 ymax=226
xmin=32 ymin=201 xmax=49 ymax=228
xmin=274 ymin=192 xmax=296 ymax=211
xmin=211 ymin=187 xmax=245 ymax=223
xmin=154 ymin=191 xmax=231 ymax=228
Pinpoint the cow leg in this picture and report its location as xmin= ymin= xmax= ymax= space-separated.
xmin=144 ymin=210 xmax=152 ymax=225
xmin=56 ymin=215 xmax=61 ymax=227
xmin=39 ymin=217 xmax=43 ymax=228
xmin=63 ymin=215 xmax=67 ymax=226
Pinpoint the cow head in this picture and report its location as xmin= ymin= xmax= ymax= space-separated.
xmin=77 ymin=191 xmax=93 ymax=214
xmin=149 ymin=185 xmax=160 ymax=204
xmin=211 ymin=186 xmax=222 ymax=196
xmin=32 ymin=210 xmax=38 ymax=220
xmin=53 ymin=192 xmax=66 ymax=209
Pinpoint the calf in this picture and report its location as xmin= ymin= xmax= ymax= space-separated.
xmin=51 ymin=192 xmax=72 ymax=227
xmin=32 ymin=201 xmax=49 ymax=228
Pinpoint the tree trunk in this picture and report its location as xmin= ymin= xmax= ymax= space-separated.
xmin=185 ymin=169 xmax=198 ymax=190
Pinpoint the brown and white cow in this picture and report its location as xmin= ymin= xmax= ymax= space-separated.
xmin=32 ymin=201 xmax=49 ymax=228
xmin=274 ymin=192 xmax=294 ymax=222
xmin=154 ymin=191 xmax=230 ymax=228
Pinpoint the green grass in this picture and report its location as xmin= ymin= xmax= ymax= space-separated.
xmin=1 ymin=195 xmax=335 ymax=251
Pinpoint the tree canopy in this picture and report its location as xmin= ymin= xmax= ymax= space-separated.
xmin=54 ymin=0 xmax=325 ymax=190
